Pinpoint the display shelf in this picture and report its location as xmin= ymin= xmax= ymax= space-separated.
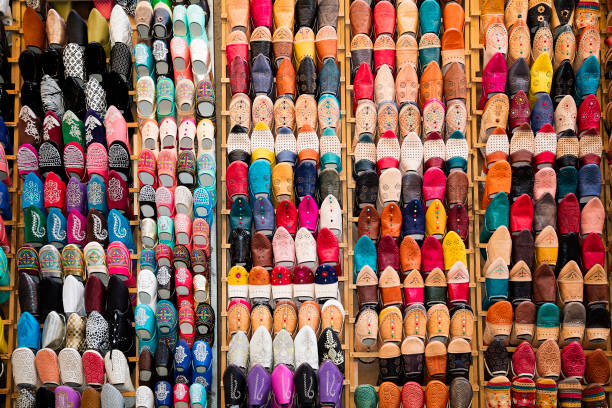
xmin=344 ymin=0 xmax=480 ymax=400
xmin=217 ymin=1 xmax=350 ymax=405
xmin=10 ymin=1 xmax=142 ymax=402
xmin=471 ymin=3 xmax=612 ymax=408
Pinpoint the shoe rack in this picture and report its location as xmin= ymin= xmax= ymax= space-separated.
xmin=471 ymin=2 xmax=612 ymax=408
xmin=2 ymin=0 xmax=24 ymax=405
xmin=217 ymin=1 xmax=351 ymax=406
xmin=344 ymin=0 xmax=480 ymax=401
xmin=11 ymin=1 xmax=143 ymax=402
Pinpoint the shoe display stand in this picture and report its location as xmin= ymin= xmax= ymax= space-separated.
xmin=10 ymin=1 xmax=219 ymax=406
xmin=471 ymin=0 xmax=612 ymax=407
xmin=12 ymin=2 xmax=142 ymax=403
xmin=217 ymin=0 xmax=351 ymax=405
xmin=2 ymin=1 xmax=26 ymax=406
xmin=345 ymin=0 xmax=480 ymax=401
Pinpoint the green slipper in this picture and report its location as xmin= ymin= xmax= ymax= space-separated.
xmin=187 ymin=4 xmax=207 ymax=43
xmin=354 ymin=385 xmax=378 ymax=408
xmin=480 ymin=191 xmax=509 ymax=252
xmin=172 ymin=5 xmax=190 ymax=44
xmin=156 ymin=77 xmax=175 ymax=121
xmin=536 ymin=303 xmax=560 ymax=345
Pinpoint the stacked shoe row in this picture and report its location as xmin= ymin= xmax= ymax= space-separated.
xmin=222 ymin=0 xmax=346 ymax=404
xmin=477 ymin=0 xmax=609 ymax=408
xmin=133 ymin=0 xmax=217 ymax=406
xmin=134 ymin=2 xmax=214 ymax=122
xmin=0 ymin=14 xmax=57 ymax=337
xmin=19 ymin=106 xmax=137 ymax=249
xmin=13 ymin=258 xmax=137 ymax=406
xmin=604 ymin=18 xmax=612 ymax=146
xmin=350 ymin=0 xmax=469 ymax=214
xmin=223 ymin=123 xmax=346 ymax=405
xmin=482 ymin=339 xmax=609 ymax=408
xmin=0 ymin=14 xmax=13 ymax=120
xmin=12 ymin=4 xmax=145 ymax=407
xmin=0 ymin=25 xmax=11 ymax=253
xmin=0 ymin=20 xmax=15 ymax=257
xmin=225 ymin=0 xmax=341 ymax=135
xmin=480 ymin=246 xmax=610 ymax=347
xmin=351 ymin=221 xmax=474 ymax=404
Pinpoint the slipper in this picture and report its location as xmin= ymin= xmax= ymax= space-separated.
xmin=175 ymin=78 xmax=195 ymax=116
xmin=187 ymin=4 xmax=207 ymax=41
xmin=104 ymin=349 xmax=134 ymax=393
xmin=535 ymin=339 xmax=561 ymax=379
xmin=484 ymin=300 xmax=513 ymax=345
xmin=58 ymin=347 xmax=84 ymax=387
xmin=35 ymin=348 xmax=60 ymax=386
xmin=156 ymin=77 xmax=176 ymax=119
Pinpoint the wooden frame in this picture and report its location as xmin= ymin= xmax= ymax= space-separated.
xmin=2 ymin=0 xmax=25 ymax=405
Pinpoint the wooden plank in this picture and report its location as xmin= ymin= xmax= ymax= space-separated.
xmin=4 ymin=1 xmax=22 ymax=405
xmin=599 ymin=2 xmax=612 ymax=407
xmin=218 ymin=0 xmax=229 ymax=403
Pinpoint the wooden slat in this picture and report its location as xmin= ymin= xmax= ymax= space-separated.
xmin=218 ymin=0 xmax=229 ymax=402
xmin=599 ymin=2 xmax=612 ymax=407
xmin=4 ymin=1 xmax=22 ymax=405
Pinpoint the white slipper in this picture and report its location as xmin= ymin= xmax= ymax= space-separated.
xmin=58 ymin=347 xmax=84 ymax=387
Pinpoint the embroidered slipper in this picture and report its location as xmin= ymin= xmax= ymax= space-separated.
xmin=445 ymin=100 xmax=467 ymax=137
xmin=58 ymin=347 xmax=84 ymax=387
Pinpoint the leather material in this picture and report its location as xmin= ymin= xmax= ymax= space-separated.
xmin=511 ymin=301 xmax=536 ymax=346
xmin=585 ymin=348 xmax=610 ymax=384
xmin=403 ymin=269 xmax=424 ymax=306
xmin=444 ymin=62 xmax=467 ymax=102
xmin=509 ymin=262 xmax=532 ymax=305
xmin=479 ymin=53 xmax=507 ymax=110
xmin=374 ymin=34 xmax=395 ymax=72
xmin=584 ymin=265 xmax=609 ymax=306
xmin=350 ymin=0 xmax=372 ymax=36
xmin=379 ymin=266 xmax=402 ymax=307
xmin=24 ymin=7 xmax=45 ymax=50
xmin=356 ymin=266 xmax=378 ymax=308
xmin=551 ymin=60 xmax=575 ymax=104
xmin=358 ymin=205 xmax=380 ymax=241
xmin=582 ymin=233 xmax=605 ymax=271
xmin=419 ymin=61 xmax=443 ymax=108
xmin=532 ymin=263 xmax=556 ymax=305
xmin=425 ymin=380 xmax=449 ymax=408
xmin=297 ymin=56 xmax=317 ymax=96
xmin=531 ymin=95 xmax=554 ymax=133
xmin=509 ymin=91 xmax=531 ymax=132
xmin=447 ymin=204 xmax=469 ymax=244
xmin=511 ymin=230 xmax=535 ymax=271
xmin=533 ymin=193 xmax=556 ymax=233
xmin=400 ymin=236 xmax=421 ymax=276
